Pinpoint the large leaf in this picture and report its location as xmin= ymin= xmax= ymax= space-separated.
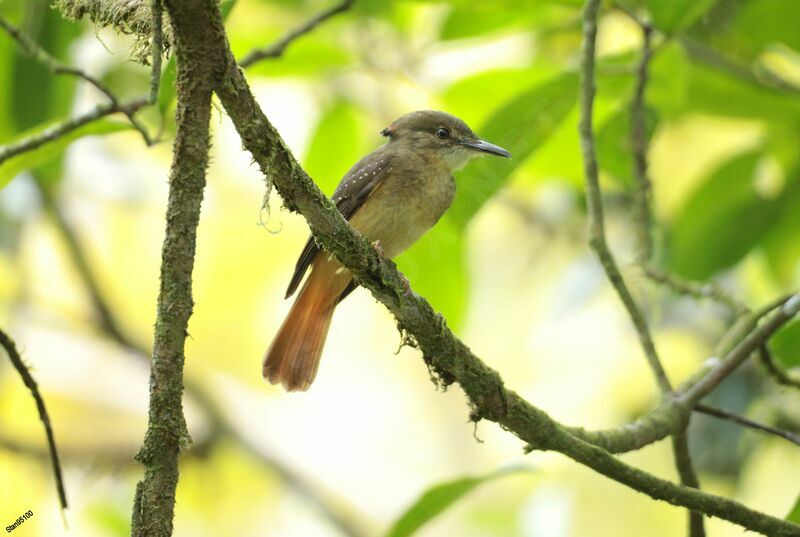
xmin=788 ymin=495 xmax=800 ymax=524
xmin=447 ymin=72 xmax=579 ymax=228
xmin=645 ymin=0 xmax=719 ymax=33
xmin=596 ymin=104 xmax=658 ymax=187
xmin=667 ymin=150 xmax=788 ymax=279
xmin=771 ymin=319 xmax=800 ymax=369
xmin=385 ymin=466 xmax=529 ymax=537
xmin=0 ymin=119 xmax=130 ymax=189
xmin=395 ymin=221 xmax=467 ymax=329
xmin=303 ymin=101 xmax=368 ymax=196
xmin=763 ymin=185 xmax=800 ymax=285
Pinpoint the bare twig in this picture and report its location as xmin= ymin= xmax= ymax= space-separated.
xmin=645 ymin=266 xmax=748 ymax=314
xmin=759 ymin=344 xmax=800 ymax=390
xmin=149 ymin=0 xmax=163 ymax=104
xmin=695 ymin=404 xmax=800 ymax=447
xmin=239 ymin=0 xmax=354 ymax=68
xmin=0 ymin=14 xmax=154 ymax=146
xmin=0 ymin=97 xmax=148 ymax=165
xmin=631 ymin=23 xmax=655 ymax=263
xmin=0 ymin=328 xmax=68 ymax=512
xmin=578 ymin=0 xmax=671 ymax=395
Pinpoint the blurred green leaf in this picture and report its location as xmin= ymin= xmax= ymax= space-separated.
xmin=447 ymin=71 xmax=579 ymax=228
xmin=683 ymin=52 xmax=800 ymax=120
xmin=723 ymin=0 xmax=800 ymax=58
xmin=396 ymin=221 xmax=466 ymax=330
xmin=0 ymin=119 xmax=130 ymax=188
xmin=772 ymin=319 xmax=800 ymax=369
xmin=443 ymin=68 xmax=557 ymax=128
xmin=645 ymin=0 xmax=719 ymax=33
xmin=596 ymin=105 xmax=658 ymax=187
xmin=157 ymin=58 xmax=177 ymax=122
xmin=86 ymin=502 xmax=130 ymax=537
xmin=441 ymin=8 xmax=521 ymax=40
xmin=385 ymin=466 xmax=529 ymax=537
xmin=788 ymin=494 xmax=800 ymax=523
xmin=303 ymin=101 xmax=368 ymax=195
xmin=763 ymin=186 xmax=800 ymax=284
xmin=668 ymin=150 xmax=789 ymax=279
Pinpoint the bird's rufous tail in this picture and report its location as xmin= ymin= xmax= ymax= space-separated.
xmin=263 ymin=263 xmax=339 ymax=391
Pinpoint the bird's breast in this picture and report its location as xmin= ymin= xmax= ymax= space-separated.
xmin=349 ymin=169 xmax=455 ymax=258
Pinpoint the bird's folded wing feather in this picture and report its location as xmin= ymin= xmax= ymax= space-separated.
xmin=284 ymin=150 xmax=393 ymax=299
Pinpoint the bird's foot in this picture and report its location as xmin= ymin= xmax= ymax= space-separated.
xmin=398 ymin=271 xmax=415 ymax=298
xmin=371 ymin=239 xmax=385 ymax=258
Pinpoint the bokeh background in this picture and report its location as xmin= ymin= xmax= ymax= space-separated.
xmin=1 ymin=0 xmax=799 ymax=536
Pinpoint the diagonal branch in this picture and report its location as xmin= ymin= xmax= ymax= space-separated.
xmin=238 ymin=0 xmax=354 ymax=68
xmin=0 ymin=13 xmax=154 ymax=146
xmin=695 ymin=404 xmax=800 ymax=447
xmin=0 ymin=97 xmax=148 ymax=166
xmin=213 ymin=36 xmax=800 ymax=537
xmin=759 ymin=344 xmax=800 ymax=390
xmin=0 ymin=328 xmax=68 ymax=512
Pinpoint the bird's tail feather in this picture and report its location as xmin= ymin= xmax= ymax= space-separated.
xmin=263 ymin=271 xmax=336 ymax=391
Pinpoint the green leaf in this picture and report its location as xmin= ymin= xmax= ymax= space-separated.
xmin=645 ymin=0 xmax=719 ymax=33
xmin=395 ymin=221 xmax=467 ymax=330
xmin=440 ymin=7 xmax=522 ymax=40
xmin=0 ymin=119 xmax=130 ymax=189
xmin=788 ymin=494 xmax=800 ymax=523
xmin=763 ymin=185 xmax=800 ymax=284
xmin=596 ymin=105 xmax=658 ymax=187
xmin=385 ymin=466 xmax=530 ymax=537
xmin=303 ymin=101 xmax=368 ymax=196
xmin=667 ymin=150 xmax=788 ymax=279
xmin=447 ymin=72 xmax=579 ymax=228
xmin=772 ymin=319 xmax=800 ymax=369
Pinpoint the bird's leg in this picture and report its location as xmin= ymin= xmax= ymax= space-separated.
xmin=371 ymin=239 xmax=385 ymax=258
xmin=398 ymin=271 xmax=414 ymax=298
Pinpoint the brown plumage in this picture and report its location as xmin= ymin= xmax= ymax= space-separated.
xmin=263 ymin=110 xmax=511 ymax=391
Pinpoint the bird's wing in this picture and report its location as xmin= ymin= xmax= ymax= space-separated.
xmin=284 ymin=150 xmax=392 ymax=299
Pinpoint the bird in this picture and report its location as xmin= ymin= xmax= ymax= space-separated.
xmin=263 ymin=110 xmax=511 ymax=391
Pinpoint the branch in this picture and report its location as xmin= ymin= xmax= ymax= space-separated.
xmin=238 ymin=0 xmax=354 ymax=68
xmin=0 ymin=14 xmax=154 ymax=146
xmin=212 ymin=26 xmax=800 ymax=537
xmin=645 ymin=266 xmax=748 ymax=315
xmin=695 ymin=404 xmax=800 ymax=447
xmin=130 ymin=1 xmax=224 ymax=534
xmin=630 ymin=23 xmax=655 ymax=263
xmin=627 ymin=19 xmax=704 ymax=536
xmin=759 ymin=344 xmax=800 ymax=390
xmin=577 ymin=0 xmax=671 ymax=396
xmin=0 ymin=97 xmax=148 ymax=166
xmin=0 ymin=328 xmax=68 ymax=512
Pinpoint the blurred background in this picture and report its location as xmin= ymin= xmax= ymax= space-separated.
xmin=1 ymin=0 xmax=799 ymax=536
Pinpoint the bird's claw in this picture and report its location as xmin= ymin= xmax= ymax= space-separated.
xmin=399 ymin=271 xmax=415 ymax=298
xmin=371 ymin=239 xmax=384 ymax=258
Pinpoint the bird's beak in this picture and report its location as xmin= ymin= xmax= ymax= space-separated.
xmin=461 ymin=139 xmax=511 ymax=158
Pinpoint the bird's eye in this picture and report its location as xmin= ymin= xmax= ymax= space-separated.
xmin=436 ymin=128 xmax=450 ymax=139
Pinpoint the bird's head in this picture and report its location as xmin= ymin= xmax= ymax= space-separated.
xmin=381 ymin=110 xmax=511 ymax=171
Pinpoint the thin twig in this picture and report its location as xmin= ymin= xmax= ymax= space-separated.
xmin=626 ymin=12 xmax=705 ymax=537
xmin=149 ymin=0 xmax=163 ymax=104
xmin=0 ymin=14 xmax=154 ymax=146
xmin=695 ymin=404 xmax=800 ymax=447
xmin=239 ymin=0 xmax=354 ymax=68
xmin=681 ymin=296 xmax=800 ymax=405
xmin=631 ymin=23 xmax=655 ymax=263
xmin=759 ymin=344 xmax=800 ymax=390
xmin=645 ymin=266 xmax=748 ymax=314
xmin=0 ymin=97 xmax=148 ymax=165
xmin=0 ymin=328 xmax=68 ymax=511
xmin=578 ymin=0 xmax=671 ymax=395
